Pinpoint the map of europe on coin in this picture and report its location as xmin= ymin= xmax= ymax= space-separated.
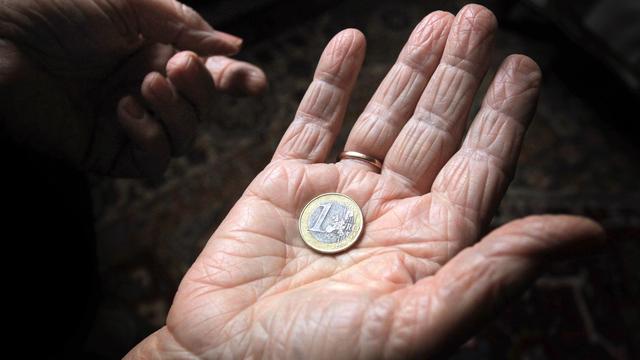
xmin=308 ymin=201 xmax=355 ymax=243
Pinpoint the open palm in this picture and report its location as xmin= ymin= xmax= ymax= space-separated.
xmin=127 ymin=5 xmax=603 ymax=359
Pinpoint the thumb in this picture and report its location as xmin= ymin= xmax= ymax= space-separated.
xmin=130 ymin=0 xmax=242 ymax=55
xmin=402 ymin=215 xmax=605 ymax=357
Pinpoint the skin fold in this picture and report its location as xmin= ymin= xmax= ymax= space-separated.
xmin=0 ymin=0 xmax=267 ymax=177
xmin=123 ymin=4 xmax=605 ymax=359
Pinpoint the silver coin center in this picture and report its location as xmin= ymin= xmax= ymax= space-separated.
xmin=307 ymin=201 xmax=356 ymax=244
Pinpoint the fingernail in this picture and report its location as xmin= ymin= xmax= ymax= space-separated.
xmin=169 ymin=52 xmax=194 ymax=71
xmin=234 ymin=37 xmax=244 ymax=49
xmin=124 ymin=98 xmax=144 ymax=119
xmin=151 ymin=77 xmax=174 ymax=103
xmin=167 ymin=52 xmax=193 ymax=74
xmin=217 ymin=30 xmax=243 ymax=46
xmin=214 ymin=31 xmax=243 ymax=53
xmin=246 ymin=70 xmax=269 ymax=95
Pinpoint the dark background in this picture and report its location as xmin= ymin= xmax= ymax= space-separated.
xmin=4 ymin=0 xmax=638 ymax=359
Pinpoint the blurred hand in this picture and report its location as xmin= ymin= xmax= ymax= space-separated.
xmin=0 ymin=0 xmax=267 ymax=177
xmin=126 ymin=4 xmax=604 ymax=359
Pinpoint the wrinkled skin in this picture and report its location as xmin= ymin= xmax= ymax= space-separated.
xmin=0 ymin=0 xmax=267 ymax=177
xmin=126 ymin=4 xmax=604 ymax=359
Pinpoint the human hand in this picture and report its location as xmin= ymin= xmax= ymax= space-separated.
xmin=126 ymin=4 xmax=604 ymax=358
xmin=0 ymin=0 xmax=267 ymax=177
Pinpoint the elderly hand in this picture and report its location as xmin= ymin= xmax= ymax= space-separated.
xmin=0 ymin=0 xmax=266 ymax=177
xmin=126 ymin=4 xmax=604 ymax=358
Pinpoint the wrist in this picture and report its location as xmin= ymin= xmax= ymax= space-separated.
xmin=124 ymin=327 xmax=165 ymax=360
xmin=124 ymin=326 xmax=192 ymax=360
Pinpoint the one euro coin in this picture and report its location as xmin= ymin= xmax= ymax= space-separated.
xmin=298 ymin=193 xmax=364 ymax=254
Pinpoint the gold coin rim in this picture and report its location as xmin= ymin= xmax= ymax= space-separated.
xmin=298 ymin=192 xmax=364 ymax=254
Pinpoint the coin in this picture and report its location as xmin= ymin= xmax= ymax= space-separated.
xmin=298 ymin=193 xmax=364 ymax=254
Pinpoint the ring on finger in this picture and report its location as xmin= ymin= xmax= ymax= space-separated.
xmin=338 ymin=151 xmax=383 ymax=172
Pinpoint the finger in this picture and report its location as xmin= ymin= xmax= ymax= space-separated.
xmin=382 ymin=4 xmax=497 ymax=193
xmin=392 ymin=215 xmax=605 ymax=358
xmin=431 ymin=55 xmax=541 ymax=241
xmin=115 ymin=96 xmax=171 ymax=177
xmin=342 ymin=11 xmax=453 ymax=171
xmin=105 ymin=44 xmax=176 ymax=96
xmin=141 ymin=72 xmax=198 ymax=155
xmin=130 ymin=0 xmax=242 ymax=55
xmin=166 ymin=51 xmax=216 ymax=118
xmin=205 ymin=56 xmax=268 ymax=96
xmin=272 ymin=29 xmax=366 ymax=163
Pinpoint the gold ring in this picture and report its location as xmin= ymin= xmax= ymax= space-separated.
xmin=338 ymin=151 xmax=383 ymax=171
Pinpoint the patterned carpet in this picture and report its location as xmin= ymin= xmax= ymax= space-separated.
xmin=85 ymin=0 xmax=640 ymax=358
